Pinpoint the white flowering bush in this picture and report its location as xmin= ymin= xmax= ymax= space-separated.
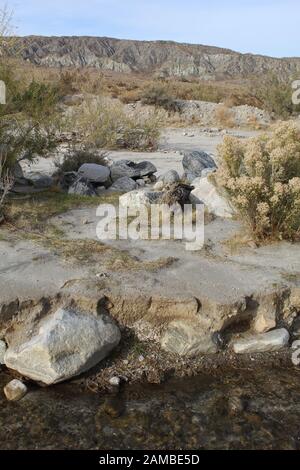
xmin=217 ymin=122 xmax=300 ymax=241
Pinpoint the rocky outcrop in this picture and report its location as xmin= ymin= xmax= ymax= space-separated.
xmin=10 ymin=36 xmax=300 ymax=80
xmin=4 ymin=307 xmax=121 ymax=385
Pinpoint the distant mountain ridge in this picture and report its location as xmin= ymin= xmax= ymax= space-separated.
xmin=10 ymin=36 xmax=300 ymax=80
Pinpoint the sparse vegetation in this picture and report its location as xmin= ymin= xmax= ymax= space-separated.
xmin=253 ymin=74 xmax=300 ymax=118
xmin=217 ymin=121 xmax=300 ymax=242
xmin=70 ymin=97 xmax=162 ymax=150
xmin=141 ymin=85 xmax=180 ymax=113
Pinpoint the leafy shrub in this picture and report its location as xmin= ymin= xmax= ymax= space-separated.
xmin=217 ymin=122 xmax=300 ymax=241
xmin=55 ymin=149 xmax=108 ymax=174
xmin=71 ymin=98 xmax=162 ymax=150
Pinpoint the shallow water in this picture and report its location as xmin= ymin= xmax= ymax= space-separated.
xmin=1 ymin=367 xmax=300 ymax=450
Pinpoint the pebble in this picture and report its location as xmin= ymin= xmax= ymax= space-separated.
xmin=109 ymin=376 xmax=121 ymax=387
xmin=4 ymin=379 xmax=28 ymax=402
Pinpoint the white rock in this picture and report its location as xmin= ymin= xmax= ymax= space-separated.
xmin=119 ymin=190 xmax=163 ymax=210
xmin=4 ymin=308 xmax=121 ymax=385
xmin=233 ymin=328 xmax=289 ymax=354
xmin=0 ymin=340 xmax=7 ymax=364
xmin=4 ymin=379 xmax=27 ymax=402
xmin=190 ymin=177 xmax=234 ymax=218
xmin=109 ymin=376 xmax=121 ymax=387
xmin=78 ymin=163 xmax=110 ymax=183
xmin=161 ymin=321 xmax=218 ymax=356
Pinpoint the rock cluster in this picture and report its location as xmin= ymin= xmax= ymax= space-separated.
xmin=63 ymin=159 xmax=158 ymax=196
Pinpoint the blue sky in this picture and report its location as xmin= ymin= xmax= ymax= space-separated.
xmin=6 ymin=0 xmax=300 ymax=58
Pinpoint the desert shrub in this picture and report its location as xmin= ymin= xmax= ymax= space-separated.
xmin=215 ymin=105 xmax=235 ymax=128
xmin=253 ymin=74 xmax=300 ymax=118
xmin=217 ymin=122 xmax=300 ymax=241
xmin=55 ymin=149 xmax=108 ymax=174
xmin=71 ymin=98 xmax=162 ymax=150
xmin=141 ymin=85 xmax=180 ymax=113
xmin=119 ymin=89 xmax=142 ymax=104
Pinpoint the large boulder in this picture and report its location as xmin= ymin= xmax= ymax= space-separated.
xmin=183 ymin=151 xmax=217 ymax=182
xmin=110 ymin=160 xmax=157 ymax=182
xmin=119 ymin=190 xmax=163 ymax=210
xmin=110 ymin=176 xmax=139 ymax=192
xmin=78 ymin=163 xmax=110 ymax=184
xmin=161 ymin=321 xmax=218 ymax=356
xmin=68 ymin=177 xmax=97 ymax=196
xmin=190 ymin=177 xmax=234 ymax=218
xmin=4 ymin=307 xmax=121 ymax=385
xmin=233 ymin=328 xmax=289 ymax=354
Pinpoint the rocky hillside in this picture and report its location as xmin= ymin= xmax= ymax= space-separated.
xmin=10 ymin=36 xmax=300 ymax=80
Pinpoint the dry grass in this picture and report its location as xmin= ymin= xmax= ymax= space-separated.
xmin=215 ymin=105 xmax=235 ymax=128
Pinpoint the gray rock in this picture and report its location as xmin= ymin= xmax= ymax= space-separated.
xmin=26 ymin=172 xmax=53 ymax=189
xmin=161 ymin=321 xmax=218 ymax=356
xmin=13 ymin=162 xmax=24 ymax=179
xmin=136 ymin=179 xmax=146 ymax=187
xmin=4 ymin=379 xmax=27 ymax=402
xmin=233 ymin=328 xmax=289 ymax=354
xmin=110 ymin=160 xmax=140 ymax=181
xmin=135 ymin=161 xmax=157 ymax=178
xmin=110 ymin=160 xmax=157 ymax=182
xmin=158 ymin=170 xmax=180 ymax=185
xmin=110 ymin=176 xmax=138 ymax=192
xmin=68 ymin=177 xmax=97 ymax=196
xmin=4 ymin=307 xmax=121 ymax=385
xmin=183 ymin=151 xmax=217 ymax=182
xmin=78 ymin=163 xmax=110 ymax=184
xmin=119 ymin=190 xmax=163 ymax=210
xmin=0 ymin=340 xmax=7 ymax=364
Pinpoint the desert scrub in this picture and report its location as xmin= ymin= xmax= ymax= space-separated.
xmin=215 ymin=105 xmax=235 ymax=128
xmin=217 ymin=122 xmax=300 ymax=242
xmin=141 ymin=85 xmax=180 ymax=113
xmin=69 ymin=97 xmax=162 ymax=150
